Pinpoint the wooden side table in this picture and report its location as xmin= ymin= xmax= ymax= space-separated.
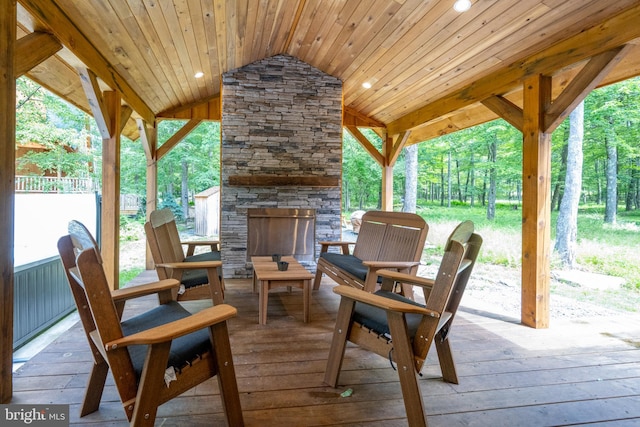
xmin=251 ymin=256 xmax=313 ymax=325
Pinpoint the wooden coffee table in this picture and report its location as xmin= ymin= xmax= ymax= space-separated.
xmin=251 ymin=256 xmax=313 ymax=325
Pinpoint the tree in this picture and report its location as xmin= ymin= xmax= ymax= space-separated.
xmin=16 ymin=77 xmax=93 ymax=179
xmin=555 ymin=101 xmax=584 ymax=268
xmin=403 ymin=144 xmax=418 ymax=212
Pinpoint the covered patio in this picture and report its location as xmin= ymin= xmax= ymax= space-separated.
xmin=3 ymin=0 xmax=640 ymax=422
xmin=11 ymin=272 xmax=640 ymax=425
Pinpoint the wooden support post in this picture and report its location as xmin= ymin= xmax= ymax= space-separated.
xmin=0 ymin=0 xmax=16 ymax=403
xmin=138 ymin=119 xmax=158 ymax=270
xmin=101 ymin=91 xmax=122 ymax=290
xmin=381 ymin=135 xmax=394 ymax=211
xmin=521 ymin=75 xmax=552 ymax=328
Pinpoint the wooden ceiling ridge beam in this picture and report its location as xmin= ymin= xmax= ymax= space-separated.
xmin=18 ymin=0 xmax=155 ymax=124
xmin=386 ymin=3 xmax=640 ymax=136
xmin=345 ymin=125 xmax=385 ymax=166
xmin=156 ymin=119 xmax=202 ymax=161
xmin=15 ymin=31 xmax=61 ymax=77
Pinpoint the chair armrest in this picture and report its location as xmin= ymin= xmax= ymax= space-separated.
xmin=362 ymin=261 xmax=420 ymax=270
xmin=182 ymin=240 xmax=221 ymax=256
xmin=318 ymin=241 xmax=354 ymax=254
xmin=332 ymin=285 xmax=439 ymax=317
xmin=157 ymin=260 xmax=222 ymax=270
xmin=111 ymin=279 xmax=181 ymax=302
xmin=105 ymin=304 xmax=237 ymax=349
xmin=376 ymin=269 xmax=435 ymax=290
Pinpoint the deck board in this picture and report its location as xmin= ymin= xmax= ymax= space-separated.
xmin=11 ymin=272 xmax=640 ymax=426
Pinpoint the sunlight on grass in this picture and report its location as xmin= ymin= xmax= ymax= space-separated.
xmin=410 ymin=202 xmax=640 ymax=313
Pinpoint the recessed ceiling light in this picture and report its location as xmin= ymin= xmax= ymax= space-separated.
xmin=453 ymin=0 xmax=471 ymax=12
xmin=194 ymin=71 xmax=204 ymax=78
xmin=362 ymin=82 xmax=372 ymax=89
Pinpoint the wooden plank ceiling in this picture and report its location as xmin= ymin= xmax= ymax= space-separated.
xmin=16 ymin=0 xmax=640 ymax=143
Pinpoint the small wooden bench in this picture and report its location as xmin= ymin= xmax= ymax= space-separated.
xmin=313 ymin=211 xmax=428 ymax=293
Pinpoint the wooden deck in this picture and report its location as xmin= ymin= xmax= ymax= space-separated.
xmin=11 ymin=271 xmax=640 ymax=426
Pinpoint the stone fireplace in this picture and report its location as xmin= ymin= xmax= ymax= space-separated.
xmin=220 ymin=55 xmax=343 ymax=278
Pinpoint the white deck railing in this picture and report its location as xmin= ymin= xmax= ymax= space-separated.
xmin=15 ymin=175 xmax=96 ymax=193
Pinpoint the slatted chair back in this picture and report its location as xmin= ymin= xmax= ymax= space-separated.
xmin=145 ymin=208 xmax=224 ymax=302
xmin=149 ymin=208 xmax=186 ymax=264
xmin=314 ymin=211 xmax=428 ymax=293
xmin=351 ymin=211 xmax=426 ymax=262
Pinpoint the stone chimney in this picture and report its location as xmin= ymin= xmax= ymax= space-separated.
xmin=220 ymin=55 xmax=343 ymax=278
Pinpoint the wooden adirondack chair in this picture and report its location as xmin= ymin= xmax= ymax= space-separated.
xmin=323 ymin=221 xmax=482 ymax=427
xmin=313 ymin=211 xmax=428 ymax=293
xmin=58 ymin=221 xmax=244 ymax=426
xmin=145 ymin=208 xmax=224 ymax=304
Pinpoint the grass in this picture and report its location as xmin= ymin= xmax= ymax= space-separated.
xmin=119 ymin=267 xmax=144 ymax=285
xmin=405 ymin=201 xmax=640 ymax=313
xmin=121 ymin=203 xmax=640 ymax=312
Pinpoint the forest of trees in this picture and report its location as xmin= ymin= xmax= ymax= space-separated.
xmin=15 ymin=76 xmax=640 ymax=225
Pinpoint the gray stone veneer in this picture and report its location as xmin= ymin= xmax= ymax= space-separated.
xmin=221 ymin=55 xmax=342 ymax=278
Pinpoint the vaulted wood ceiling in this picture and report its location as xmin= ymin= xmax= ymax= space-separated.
xmin=16 ymin=0 xmax=640 ymax=143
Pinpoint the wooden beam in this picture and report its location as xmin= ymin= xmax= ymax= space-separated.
xmin=228 ymin=175 xmax=340 ymax=187
xmin=156 ymin=119 xmax=202 ymax=161
xmin=0 ymin=0 xmax=16 ymax=404
xmin=544 ymin=45 xmax=632 ymax=132
xmin=119 ymin=105 xmax=133 ymax=135
xmin=387 ymin=3 xmax=640 ymax=136
xmin=15 ymin=31 xmax=61 ymax=77
xmin=19 ymin=0 xmax=155 ymax=123
xmin=78 ymin=67 xmax=111 ymax=139
xmin=388 ymin=131 xmax=410 ymax=167
xmin=343 ymin=106 xmax=386 ymax=128
xmin=345 ymin=125 xmax=384 ymax=166
xmin=101 ymin=91 xmax=121 ymax=290
xmin=137 ymin=118 xmax=156 ymax=162
xmin=521 ymin=74 xmax=552 ymax=329
xmin=481 ymin=96 xmax=523 ymax=132
xmin=381 ymin=135 xmax=394 ymax=211
xmin=157 ymin=95 xmax=221 ymax=120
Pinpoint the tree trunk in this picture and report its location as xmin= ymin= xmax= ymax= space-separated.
xmin=595 ymin=159 xmax=602 ymax=205
xmin=486 ymin=139 xmax=497 ymax=220
xmin=604 ymin=130 xmax=617 ymax=224
xmin=551 ymin=142 xmax=568 ymax=211
xmin=181 ymin=160 xmax=189 ymax=220
xmin=555 ymin=101 xmax=584 ymax=268
xmin=469 ymin=152 xmax=475 ymax=207
xmin=447 ymin=149 xmax=452 ymax=208
xmin=403 ymin=144 xmax=418 ymax=213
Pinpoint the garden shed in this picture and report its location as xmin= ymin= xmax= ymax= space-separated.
xmin=194 ymin=186 xmax=220 ymax=237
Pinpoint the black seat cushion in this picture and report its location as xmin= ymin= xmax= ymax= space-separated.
xmin=181 ymin=250 xmax=222 ymax=289
xmin=352 ymin=291 xmax=425 ymax=337
xmin=185 ymin=251 xmax=221 ymax=263
xmin=121 ymin=301 xmax=211 ymax=376
xmin=319 ymin=252 xmax=384 ymax=284
xmin=320 ymin=252 xmax=368 ymax=280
